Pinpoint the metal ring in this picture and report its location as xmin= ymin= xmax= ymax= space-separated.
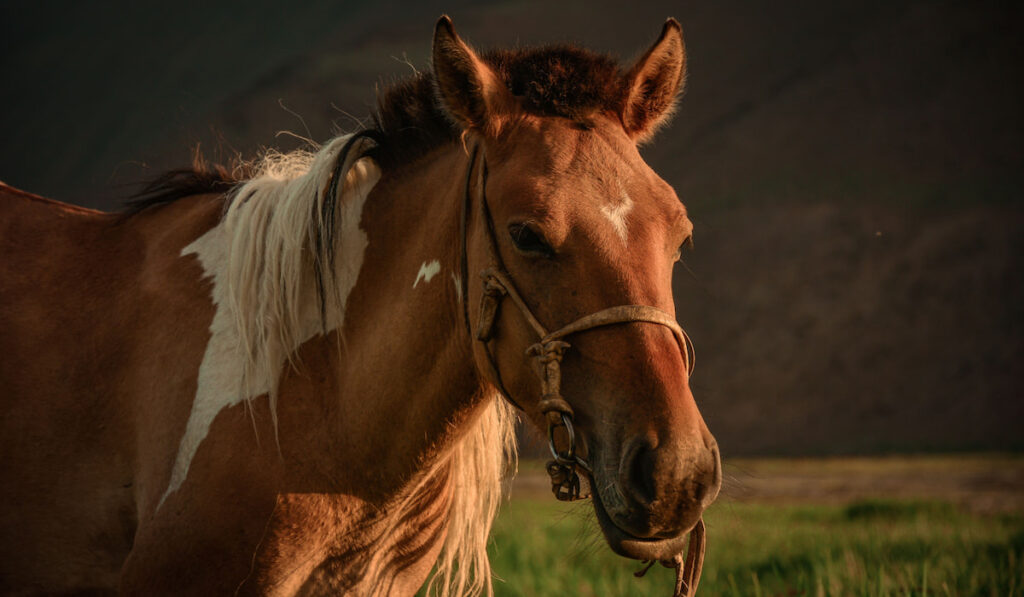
xmin=547 ymin=412 xmax=576 ymax=464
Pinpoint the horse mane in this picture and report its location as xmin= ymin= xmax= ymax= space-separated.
xmin=130 ymin=131 xmax=511 ymax=597
xmin=375 ymin=396 xmax=517 ymax=597
xmin=133 ymin=42 xmax=625 ymax=597
xmin=125 ymin=44 xmax=625 ymax=213
xmin=123 ymin=155 xmax=243 ymax=215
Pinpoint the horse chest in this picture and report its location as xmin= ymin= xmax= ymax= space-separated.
xmin=240 ymin=494 xmax=446 ymax=596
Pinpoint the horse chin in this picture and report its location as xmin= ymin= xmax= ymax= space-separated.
xmin=589 ymin=483 xmax=699 ymax=562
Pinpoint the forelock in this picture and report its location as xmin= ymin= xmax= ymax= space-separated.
xmin=372 ymin=44 xmax=628 ymax=168
xmin=484 ymin=46 xmax=625 ymax=120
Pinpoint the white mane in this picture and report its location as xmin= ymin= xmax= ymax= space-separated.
xmin=168 ymin=133 xmax=516 ymax=596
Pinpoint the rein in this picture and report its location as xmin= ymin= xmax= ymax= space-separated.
xmin=457 ymin=145 xmax=705 ymax=596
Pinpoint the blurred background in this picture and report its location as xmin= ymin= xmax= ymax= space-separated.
xmin=2 ymin=1 xmax=1021 ymax=593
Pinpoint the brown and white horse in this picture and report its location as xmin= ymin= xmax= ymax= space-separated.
xmin=0 ymin=16 xmax=720 ymax=596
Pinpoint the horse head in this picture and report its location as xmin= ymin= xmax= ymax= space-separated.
xmin=433 ymin=16 xmax=722 ymax=563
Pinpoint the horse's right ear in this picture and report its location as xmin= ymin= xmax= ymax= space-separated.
xmin=432 ymin=16 xmax=513 ymax=133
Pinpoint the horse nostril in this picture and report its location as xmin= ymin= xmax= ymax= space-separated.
xmin=624 ymin=439 xmax=658 ymax=506
xmin=692 ymin=479 xmax=709 ymax=504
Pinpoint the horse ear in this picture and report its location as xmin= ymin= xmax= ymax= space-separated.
xmin=432 ymin=16 xmax=513 ymax=132
xmin=621 ymin=19 xmax=687 ymax=144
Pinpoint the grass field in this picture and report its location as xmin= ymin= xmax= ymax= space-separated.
xmin=485 ymin=457 xmax=1023 ymax=596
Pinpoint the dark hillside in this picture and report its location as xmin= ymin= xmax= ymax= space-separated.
xmin=1 ymin=0 xmax=1020 ymax=454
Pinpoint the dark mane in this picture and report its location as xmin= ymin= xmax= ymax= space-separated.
xmin=123 ymin=160 xmax=240 ymax=215
xmin=126 ymin=44 xmax=626 ymax=213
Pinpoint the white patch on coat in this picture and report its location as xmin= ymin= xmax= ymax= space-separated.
xmin=159 ymin=140 xmax=380 ymax=509
xmin=600 ymin=186 xmax=634 ymax=245
xmin=413 ymin=260 xmax=441 ymax=288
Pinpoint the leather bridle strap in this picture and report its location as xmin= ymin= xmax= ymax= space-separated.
xmin=490 ymin=265 xmax=696 ymax=374
xmin=459 ymin=146 xmax=526 ymax=412
xmin=678 ymin=518 xmax=706 ymax=597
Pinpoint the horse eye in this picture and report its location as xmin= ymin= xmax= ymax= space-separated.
xmin=508 ymin=223 xmax=553 ymax=257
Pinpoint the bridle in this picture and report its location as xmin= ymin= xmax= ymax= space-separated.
xmin=457 ymin=144 xmax=706 ymax=597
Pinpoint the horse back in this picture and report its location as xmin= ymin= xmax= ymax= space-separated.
xmin=0 ymin=183 xmax=141 ymax=418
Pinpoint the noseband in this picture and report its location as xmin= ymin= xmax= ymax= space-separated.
xmin=476 ymin=266 xmax=695 ymax=500
xmin=458 ymin=145 xmax=705 ymax=596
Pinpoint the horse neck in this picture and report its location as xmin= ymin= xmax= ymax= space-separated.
xmin=274 ymin=144 xmax=500 ymax=496
xmin=273 ymin=144 xmax=514 ymax=594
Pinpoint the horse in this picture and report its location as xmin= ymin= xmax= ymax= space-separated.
xmin=0 ymin=16 xmax=721 ymax=596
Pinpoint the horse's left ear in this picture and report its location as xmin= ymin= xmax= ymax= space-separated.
xmin=432 ymin=16 xmax=514 ymax=134
xmin=621 ymin=19 xmax=687 ymax=144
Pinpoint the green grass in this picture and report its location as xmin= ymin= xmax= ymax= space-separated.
xmin=487 ymin=498 xmax=1023 ymax=596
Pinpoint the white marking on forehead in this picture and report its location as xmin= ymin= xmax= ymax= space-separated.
xmin=451 ymin=272 xmax=463 ymax=302
xmin=160 ymin=155 xmax=380 ymax=509
xmin=600 ymin=185 xmax=634 ymax=245
xmin=413 ymin=260 xmax=441 ymax=288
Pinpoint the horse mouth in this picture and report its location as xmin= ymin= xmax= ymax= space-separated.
xmin=589 ymin=482 xmax=698 ymax=562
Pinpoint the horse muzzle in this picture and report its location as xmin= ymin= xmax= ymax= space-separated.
xmin=589 ymin=435 xmax=721 ymax=561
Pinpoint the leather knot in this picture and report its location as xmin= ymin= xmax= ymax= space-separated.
xmin=482 ymin=274 xmax=507 ymax=298
xmin=476 ymin=274 xmax=508 ymax=341
xmin=538 ymin=394 xmax=573 ymax=426
xmin=526 ymin=340 xmax=570 ymax=363
xmin=528 ymin=340 xmax=571 ymax=406
xmin=538 ymin=395 xmax=573 ymax=417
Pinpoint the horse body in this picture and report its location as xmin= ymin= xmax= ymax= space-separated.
xmin=0 ymin=17 xmax=720 ymax=596
xmin=1 ymin=144 xmax=489 ymax=594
